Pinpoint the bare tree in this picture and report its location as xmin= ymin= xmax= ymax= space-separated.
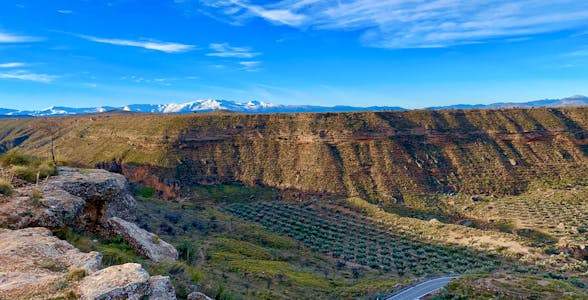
xmin=37 ymin=118 xmax=58 ymax=165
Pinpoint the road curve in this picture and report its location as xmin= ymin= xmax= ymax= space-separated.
xmin=382 ymin=276 xmax=460 ymax=300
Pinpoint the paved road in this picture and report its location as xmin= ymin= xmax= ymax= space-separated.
xmin=382 ymin=276 xmax=459 ymax=300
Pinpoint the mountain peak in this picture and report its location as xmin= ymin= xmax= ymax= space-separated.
xmin=1 ymin=95 xmax=587 ymax=117
xmin=563 ymin=95 xmax=588 ymax=100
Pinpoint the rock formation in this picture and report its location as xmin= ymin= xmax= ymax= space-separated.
xmin=0 ymin=167 xmax=184 ymax=299
xmin=0 ymin=167 xmax=135 ymax=232
xmin=108 ymin=217 xmax=178 ymax=263
xmin=0 ymin=227 xmax=97 ymax=299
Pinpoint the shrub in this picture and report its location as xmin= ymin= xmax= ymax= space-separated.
xmin=136 ymin=186 xmax=156 ymax=198
xmin=0 ymin=178 xmax=13 ymax=196
xmin=516 ymin=228 xmax=558 ymax=246
xmin=66 ymin=267 xmax=87 ymax=281
xmin=32 ymin=189 xmax=42 ymax=205
xmin=10 ymin=165 xmax=37 ymax=182
xmin=10 ymin=161 xmax=57 ymax=183
xmin=0 ymin=150 xmax=32 ymax=167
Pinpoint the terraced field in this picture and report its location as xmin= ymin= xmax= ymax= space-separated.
xmin=225 ymin=202 xmax=503 ymax=278
xmin=480 ymin=199 xmax=588 ymax=244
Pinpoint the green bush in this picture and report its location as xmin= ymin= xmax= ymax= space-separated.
xmin=0 ymin=150 xmax=32 ymax=167
xmin=136 ymin=186 xmax=156 ymax=198
xmin=10 ymin=161 xmax=57 ymax=183
xmin=0 ymin=178 xmax=13 ymax=195
xmin=10 ymin=165 xmax=37 ymax=182
xmin=0 ymin=151 xmax=57 ymax=183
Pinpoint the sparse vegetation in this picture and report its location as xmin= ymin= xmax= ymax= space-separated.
xmin=0 ymin=177 xmax=14 ymax=195
xmin=66 ymin=268 xmax=87 ymax=281
xmin=0 ymin=150 xmax=57 ymax=183
xmin=135 ymin=186 xmax=155 ymax=198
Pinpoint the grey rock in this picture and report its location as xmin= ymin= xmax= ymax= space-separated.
xmin=108 ymin=217 xmax=178 ymax=263
xmin=0 ymin=227 xmax=103 ymax=299
xmin=149 ymin=276 xmax=177 ymax=300
xmin=50 ymin=167 xmax=137 ymax=226
xmin=187 ymin=292 xmax=214 ymax=300
xmin=78 ymin=263 xmax=150 ymax=300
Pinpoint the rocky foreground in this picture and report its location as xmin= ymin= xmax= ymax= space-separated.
xmin=0 ymin=167 xmax=197 ymax=299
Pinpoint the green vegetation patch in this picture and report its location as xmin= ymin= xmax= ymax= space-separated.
xmin=188 ymin=183 xmax=282 ymax=203
xmin=0 ymin=177 xmax=14 ymax=195
xmin=0 ymin=150 xmax=57 ymax=183
xmin=225 ymin=202 xmax=502 ymax=277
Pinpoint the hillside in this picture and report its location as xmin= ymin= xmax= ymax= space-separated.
xmin=0 ymin=107 xmax=586 ymax=202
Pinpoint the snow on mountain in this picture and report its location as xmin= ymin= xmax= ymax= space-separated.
xmin=0 ymin=96 xmax=586 ymax=118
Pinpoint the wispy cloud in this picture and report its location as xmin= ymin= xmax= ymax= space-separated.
xmin=207 ymin=43 xmax=261 ymax=58
xmin=78 ymin=35 xmax=196 ymax=53
xmin=567 ymin=47 xmax=588 ymax=57
xmin=57 ymin=9 xmax=73 ymax=14
xmin=0 ymin=70 xmax=57 ymax=83
xmin=0 ymin=31 xmax=42 ymax=43
xmin=120 ymin=75 xmax=199 ymax=85
xmin=239 ymin=60 xmax=262 ymax=71
xmin=0 ymin=62 xmax=25 ymax=68
xmin=196 ymin=0 xmax=588 ymax=48
xmin=239 ymin=61 xmax=261 ymax=67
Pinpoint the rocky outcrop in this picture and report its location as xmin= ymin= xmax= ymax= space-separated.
xmin=78 ymin=263 xmax=150 ymax=300
xmin=78 ymin=264 xmax=177 ymax=300
xmin=0 ymin=227 xmax=101 ymax=299
xmin=108 ymin=217 xmax=178 ymax=263
xmin=49 ymin=167 xmax=137 ymax=228
xmin=0 ymin=185 xmax=85 ymax=229
xmin=0 ymin=167 xmax=135 ymax=231
xmin=0 ymin=167 xmax=178 ymax=264
xmin=0 ymin=228 xmax=177 ymax=299
xmin=0 ymin=168 xmax=182 ymax=299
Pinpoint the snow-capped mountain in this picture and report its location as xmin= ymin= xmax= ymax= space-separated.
xmin=121 ymin=100 xmax=280 ymax=114
xmin=1 ymin=96 xmax=587 ymax=117
xmin=0 ymin=99 xmax=404 ymax=117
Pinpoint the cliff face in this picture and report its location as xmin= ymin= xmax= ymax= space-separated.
xmin=0 ymin=108 xmax=587 ymax=201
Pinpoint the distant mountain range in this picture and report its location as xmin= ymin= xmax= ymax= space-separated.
xmin=426 ymin=95 xmax=588 ymax=110
xmin=1 ymin=95 xmax=587 ymax=117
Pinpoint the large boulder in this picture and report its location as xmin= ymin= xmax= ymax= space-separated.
xmin=0 ymin=167 xmax=136 ymax=232
xmin=49 ymin=167 xmax=137 ymax=228
xmin=0 ymin=227 xmax=102 ymax=299
xmin=149 ymin=276 xmax=177 ymax=300
xmin=108 ymin=217 xmax=178 ymax=263
xmin=78 ymin=263 xmax=151 ymax=300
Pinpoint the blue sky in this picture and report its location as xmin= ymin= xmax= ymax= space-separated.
xmin=1 ymin=0 xmax=588 ymax=109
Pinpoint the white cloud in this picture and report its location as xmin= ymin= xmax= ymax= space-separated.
xmin=207 ymin=43 xmax=261 ymax=58
xmin=0 ymin=62 xmax=25 ymax=68
xmin=79 ymin=35 xmax=196 ymax=53
xmin=197 ymin=0 xmax=588 ymax=48
xmin=0 ymin=32 xmax=42 ymax=43
xmin=239 ymin=61 xmax=261 ymax=67
xmin=57 ymin=10 xmax=73 ymax=14
xmin=0 ymin=70 xmax=57 ymax=83
xmin=239 ymin=60 xmax=262 ymax=71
